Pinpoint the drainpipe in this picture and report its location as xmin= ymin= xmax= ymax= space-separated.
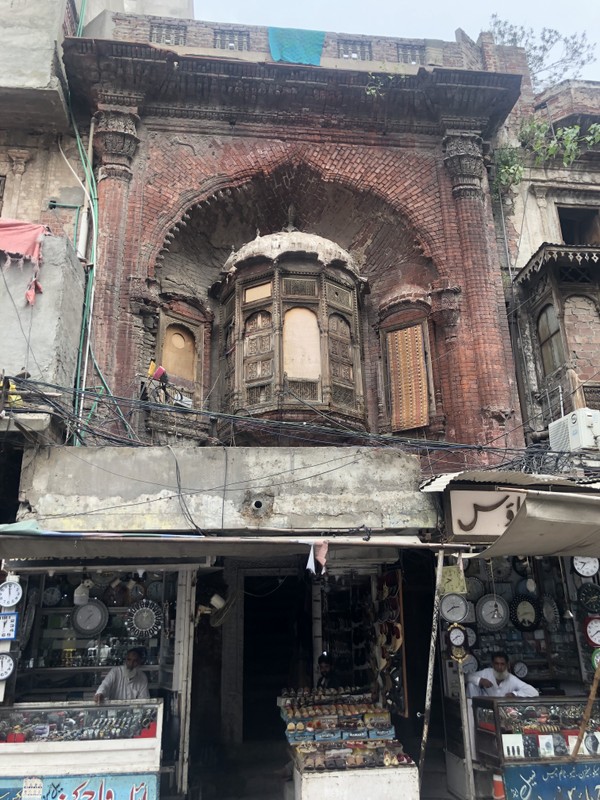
xmin=76 ymin=115 xmax=96 ymax=261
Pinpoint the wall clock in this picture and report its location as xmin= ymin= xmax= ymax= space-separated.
xmin=592 ymin=649 xmax=600 ymax=670
xmin=510 ymin=594 xmax=542 ymax=631
xmin=0 ymin=612 xmax=18 ymax=641
xmin=466 ymin=577 xmax=485 ymax=602
xmin=541 ymin=595 xmax=560 ymax=633
xmin=584 ymin=617 xmax=600 ymax=648
xmin=476 ymin=594 xmax=509 ymax=631
xmin=146 ymin=581 xmax=163 ymax=602
xmin=440 ymin=593 xmax=469 ymax=623
xmin=0 ymin=580 xmax=23 ymax=608
xmin=42 ymin=585 xmax=61 ymax=607
xmin=126 ymin=600 xmax=163 ymax=638
xmin=513 ymin=661 xmax=528 ymax=679
xmin=465 ymin=626 xmax=477 ymax=647
xmin=441 ymin=566 xmax=467 ymax=596
xmin=71 ymin=601 xmax=109 ymax=637
xmin=578 ymin=583 xmax=600 ymax=615
xmin=461 ymin=654 xmax=479 ymax=674
xmin=573 ymin=557 xmax=600 ymax=578
xmin=0 ymin=653 xmax=15 ymax=681
xmin=447 ymin=623 xmax=467 ymax=647
xmin=486 ymin=558 xmax=512 ymax=582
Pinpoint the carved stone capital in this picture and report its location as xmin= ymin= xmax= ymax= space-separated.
xmin=430 ymin=284 xmax=461 ymax=339
xmin=93 ymin=110 xmax=140 ymax=181
xmin=443 ymin=132 xmax=484 ymax=199
xmin=7 ymin=148 xmax=32 ymax=175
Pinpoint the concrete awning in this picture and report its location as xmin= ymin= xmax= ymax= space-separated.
xmin=475 ymin=491 xmax=600 ymax=558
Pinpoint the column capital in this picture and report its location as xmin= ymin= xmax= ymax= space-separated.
xmin=443 ymin=132 xmax=484 ymax=199
xmin=7 ymin=148 xmax=32 ymax=175
xmin=93 ymin=109 xmax=140 ymax=182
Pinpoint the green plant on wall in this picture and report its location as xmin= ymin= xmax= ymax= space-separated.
xmin=493 ymin=120 xmax=600 ymax=194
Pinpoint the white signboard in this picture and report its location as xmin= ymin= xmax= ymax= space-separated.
xmin=447 ymin=489 xmax=523 ymax=543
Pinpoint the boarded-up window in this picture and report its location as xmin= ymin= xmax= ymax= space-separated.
xmin=162 ymin=324 xmax=196 ymax=383
xmin=386 ymin=324 xmax=429 ymax=430
xmin=283 ymin=308 xmax=321 ymax=380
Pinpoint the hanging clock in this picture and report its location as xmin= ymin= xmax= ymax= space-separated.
xmin=486 ymin=558 xmax=512 ymax=582
xmin=541 ymin=595 xmax=561 ymax=633
xmin=476 ymin=594 xmax=509 ymax=631
xmin=126 ymin=600 xmax=163 ymax=638
xmin=510 ymin=594 xmax=542 ymax=631
xmin=578 ymin=583 xmax=600 ymax=615
xmin=512 ymin=557 xmax=529 ymax=577
xmin=447 ymin=623 xmax=467 ymax=647
xmin=42 ymin=585 xmax=62 ymax=607
xmin=0 ymin=613 xmax=18 ymax=641
xmin=461 ymin=654 xmax=479 ymax=674
xmin=466 ymin=577 xmax=485 ymax=602
xmin=584 ymin=617 xmax=600 ymax=648
xmin=592 ymin=649 xmax=600 ymax=670
xmin=71 ymin=600 xmax=109 ymax=637
xmin=513 ymin=661 xmax=528 ymax=679
xmin=91 ymin=571 xmax=119 ymax=587
xmin=465 ymin=626 xmax=477 ymax=648
xmin=146 ymin=581 xmax=163 ymax=602
xmin=573 ymin=557 xmax=600 ymax=578
xmin=0 ymin=653 xmax=15 ymax=681
xmin=128 ymin=582 xmax=146 ymax=603
xmin=0 ymin=580 xmax=23 ymax=608
xmin=440 ymin=593 xmax=469 ymax=623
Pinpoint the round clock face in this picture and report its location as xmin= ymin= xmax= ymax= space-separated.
xmin=513 ymin=661 xmax=528 ymax=679
xmin=461 ymin=654 xmax=479 ymax=674
xmin=0 ymin=581 xmax=23 ymax=608
xmin=465 ymin=626 xmax=477 ymax=647
xmin=0 ymin=653 xmax=15 ymax=680
xmin=42 ymin=585 xmax=62 ymax=607
xmin=466 ymin=577 xmax=485 ymax=602
xmin=146 ymin=581 xmax=163 ymax=602
xmin=573 ymin=557 xmax=600 ymax=578
xmin=71 ymin=601 xmax=109 ymax=637
xmin=440 ymin=594 xmax=468 ymax=624
xmin=578 ymin=583 xmax=600 ymax=615
xmin=448 ymin=624 xmax=466 ymax=647
xmin=592 ymin=649 xmax=600 ymax=670
xmin=126 ymin=600 xmax=163 ymax=638
xmin=542 ymin=595 xmax=560 ymax=633
xmin=510 ymin=594 xmax=542 ymax=631
xmin=476 ymin=594 xmax=509 ymax=631
xmin=129 ymin=583 xmax=146 ymax=603
xmin=487 ymin=558 xmax=512 ymax=582
xmin=585 ymin=617 xmax=600 ymax=647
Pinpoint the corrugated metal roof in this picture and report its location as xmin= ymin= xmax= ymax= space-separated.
xmin=419 ymin=470 xmax=599 ymax=493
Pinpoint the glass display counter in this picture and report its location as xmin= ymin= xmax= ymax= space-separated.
xmin=473 ymin=696 xmax=600 ymax=766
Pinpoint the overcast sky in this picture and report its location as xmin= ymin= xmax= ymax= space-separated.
xmin=192 ymin=0 xmax=599 ymax=81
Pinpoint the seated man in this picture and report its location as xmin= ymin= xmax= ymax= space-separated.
xmin=466 ymin=651 xmax=538 ymax=698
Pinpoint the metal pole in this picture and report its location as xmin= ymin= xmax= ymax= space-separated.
xmin=418 ymin=549 xmax=444 ymax=786
xmin=457 ymin=661 xmax=476 ymax=800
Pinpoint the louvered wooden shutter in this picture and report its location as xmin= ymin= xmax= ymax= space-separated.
xmin=386 ymin=324 xmax=429 ymax=430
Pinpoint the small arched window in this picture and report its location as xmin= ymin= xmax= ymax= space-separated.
xmin=537 ymin=304 xmax=564 ymax=376
xmin=162 ymin=324 xmax=196 ymax=384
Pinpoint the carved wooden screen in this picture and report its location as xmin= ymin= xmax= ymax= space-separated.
xmin=329 ymin=314 xmax=355 ymax=409
xmin=243 ymin=310 xmax=274 ymax=406
xmin=386 ymin=324 xmax=429 ymax=430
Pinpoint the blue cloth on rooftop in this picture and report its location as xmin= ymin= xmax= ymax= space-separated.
xmin=268 ymin=27 xmax=325 ymax=66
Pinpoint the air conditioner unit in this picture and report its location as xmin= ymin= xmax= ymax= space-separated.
xmin=548 ymin=408 xmax=600 ymax=452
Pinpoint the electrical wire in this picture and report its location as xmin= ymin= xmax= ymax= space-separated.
xmin=1 ymin=268 xmax=46 ymax=379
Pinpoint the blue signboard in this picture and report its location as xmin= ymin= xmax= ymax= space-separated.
xmin=504 ymin=763 xmax=600 ymax=799
xmin=0 ymin=774 xmax=158 ymax=800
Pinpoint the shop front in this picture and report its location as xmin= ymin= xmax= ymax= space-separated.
xmin=423 ymin=473 xmax=600 ymax=799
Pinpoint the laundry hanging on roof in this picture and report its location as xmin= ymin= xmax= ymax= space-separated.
xmin=0 ymin=218 xmax=48 ymax=303
xmin=267 ymin=27 xmax=325 ymax=66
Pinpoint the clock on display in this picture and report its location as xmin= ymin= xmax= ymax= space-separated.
xmin=464 ymin=601 xmax=477 ymax=624
xmin=510 ymin=594 xmax=542 ymax=631
xmin=0 ymin=580 xmax=23 ymax=608
xmin=513 ymin=661 xmax=528 ymax=679
xmin=584 ymin=617 xmax=600 ymax=647
xmin=71 ymin=601 xmax=109 ymax=637
xmin=441 ymin=566 xmax=467 ymax=596
xmin=42 ymin=585 xmax=62 ymax=607
xmin=512 ymin=557 xmax=529 ymax=577
xmin=542 ymin=595 xmax=561 ymax=633
xmin=146 ymin=581 xmax=163 ymax=602
xmin=450 ymin=645 xmax=467 ymax=662
xmin=447 ymin=623 xmax=467 ymax=647
xmin=465 ymin=626 xmax=477 ymax=648
xmin=126 ymin=600 xmax=163 ymax=638
xmin=128 ymin=583 xmax=146 ymax=603
xmin=592 ymin=649 xmax=600 ymax=670
xmin=0 ymin=612 xmax=18 ymax=640
xmin=578 ymin=583 xmax=600 ymax=615
xmin=461 ymin=654 xmax=479 ymax=674
xmin=487 ymin=558 xmax=512 ymax=582
xmin=440 ymin=593 xmax=469 ymax=624
xmin=476 ymin=594 xmax=509 ymax=631
xmin=0 ymin=653 xmax=15 ymax=681
xmin=573 ymin=557 xmax=600 ymax=578
xmin=466 ymin=577 xmax=485 ymax=602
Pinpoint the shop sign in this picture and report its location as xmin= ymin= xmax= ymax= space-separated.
xmin=504 ymin=763 xmax=600 ymax=799
xmin=0 ymin=774 xmax=157 ymax=800
xmin=446 ymin=489 xmax=523 ymax=543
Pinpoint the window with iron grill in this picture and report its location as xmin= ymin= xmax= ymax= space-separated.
xmin=337 ymin=39 xmax=372 ymax=61
xmin=149 ymin=23 xmax=187 ymax=45
xmin=213 ymin=29 xmax=250 ymax=51
xmin=397 ymin=43 xmax=425 ymax=64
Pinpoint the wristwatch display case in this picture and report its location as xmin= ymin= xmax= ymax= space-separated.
xmin=473 ymin=697 xmax=600 ymax=766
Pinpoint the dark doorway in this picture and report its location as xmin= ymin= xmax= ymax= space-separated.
xmin=242 ymin=574 xmax=311 ymax=741
xmin=0 ymin=446 xmax=22 ymax=523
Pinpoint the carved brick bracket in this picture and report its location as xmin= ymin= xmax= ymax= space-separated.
xmin=430 ymin=283 xmax=462 ymax=340
xmin=7 ymin=148 xmax=32 ymax=175
xmin=93 ymin=109 xmax=140 ymax=182
xmin=443 ymin=132 xmax=484 ymax=199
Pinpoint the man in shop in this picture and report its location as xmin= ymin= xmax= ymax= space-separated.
xmin=466 ymin=651 xmax=538 ymax=698
xmin=94 ymin=648 xmax=150 ymax=703
xmin=316 ymin=653 xmax=339 ymax=690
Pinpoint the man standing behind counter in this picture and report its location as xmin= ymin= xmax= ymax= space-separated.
xmin=467 ymin=651 xmax=538 ymax=698
xmin=94 ymin=648 xmax=150 ymax=703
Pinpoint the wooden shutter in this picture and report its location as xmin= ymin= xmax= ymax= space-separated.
xmin=386 ymin=324 xmax=429 ymax=430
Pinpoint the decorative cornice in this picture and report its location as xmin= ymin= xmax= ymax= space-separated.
xmin=515 ymin=242 xmax=600 ymax=285
xmin=443 ymin=132 xmax=484 ymax=199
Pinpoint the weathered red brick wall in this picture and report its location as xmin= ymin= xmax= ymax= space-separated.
xmin=564 ymin=294 xmax=600 ymax=382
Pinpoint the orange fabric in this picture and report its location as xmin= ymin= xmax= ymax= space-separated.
xmin=386 ymin=325 xmax=429 ymax=430
xmin=0 ymin=218 xmax=47 ymax=264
